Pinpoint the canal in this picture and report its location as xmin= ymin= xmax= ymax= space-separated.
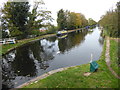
xmin=2 ymin=27 xmax=104 ymax=89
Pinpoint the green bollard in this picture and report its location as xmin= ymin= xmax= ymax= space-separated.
xmin=90 ymin=61 xmax=99 ymax=72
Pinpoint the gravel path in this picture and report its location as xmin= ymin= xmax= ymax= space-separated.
xmin=105 ymin=37 xmax=120 ymax=79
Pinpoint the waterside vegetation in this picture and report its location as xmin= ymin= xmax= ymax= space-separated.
xmin=98 ymin=1 xmax=120 ymax=38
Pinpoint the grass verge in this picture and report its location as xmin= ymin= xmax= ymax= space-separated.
xmin=21 ymin=40 xmax=118 ymax=88
xmin=110 ymin=39 xmax=119 ymax=75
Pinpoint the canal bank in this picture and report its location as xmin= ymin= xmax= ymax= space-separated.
xmin=1 ymin=28 xmax=83 ymax=56
xmin=1 ymin=34 xmax=56 ymax=55
xmin=19 ymin=39 xmax=118 ymax=88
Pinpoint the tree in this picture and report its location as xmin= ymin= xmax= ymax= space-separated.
xmin=78 ymin=13 xmax=88 ymax=27
xmin=98 ymin=1 xmax=119 ymax=37
xmin=1 ymin=2 xmax=30 ymax=38
xmin=117 ymin=1 xmax=120 ymax=37
xmin=57 ymin=9 xmax=67 ymax=30
xmin=69 ymin=12 xmax=77 ymax=29
xmin=1 ymin=0 xmax=53 ymax=38
xmin=88 ymin=18 xmax=97 ymax=26
xmin=27 ymin=0 xmax=53 ymax=34
xmin=57 ymin=9 xmax=88 ymax=30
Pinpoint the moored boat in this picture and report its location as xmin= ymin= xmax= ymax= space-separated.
xmin=57 ymin=30 xmax=67 ymax=36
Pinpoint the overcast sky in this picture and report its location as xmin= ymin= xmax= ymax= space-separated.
xmin=0 ymin=0 xmax=119 ymax=25
xmin=43 ymin=0 xmax=118 ymax=25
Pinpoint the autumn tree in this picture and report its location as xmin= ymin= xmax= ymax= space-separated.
xmin=69 ymin=12 xmax=77 ymax=29
xmin=57 ymin=9 xmax=88 ymax=30
xmin=79 ymin=13 xmax=88 ymax=27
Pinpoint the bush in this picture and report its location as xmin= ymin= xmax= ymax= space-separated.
xmin=30 ymin=30 xmax=42 ymax=36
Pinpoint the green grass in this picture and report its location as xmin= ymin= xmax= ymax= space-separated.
xmin=0 ymin=34 xmax=55 ymax=55
xmin=21 ymin=40 xmax=118 ymax=88
xmin=110 ymin=40 xmax=119 ymax=74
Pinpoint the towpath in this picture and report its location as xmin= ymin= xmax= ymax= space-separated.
xmin=105 ymin=37 xmax=120 ymax=79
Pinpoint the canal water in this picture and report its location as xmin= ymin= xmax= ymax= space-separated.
xmin=2 ymin=27 xmax=104 ymax=89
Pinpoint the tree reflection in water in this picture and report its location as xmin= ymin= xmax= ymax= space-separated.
xmin=2 ymin=51 xmax=16 ymax=89
xmin=58 ymin=31 xmax=87 ymax=53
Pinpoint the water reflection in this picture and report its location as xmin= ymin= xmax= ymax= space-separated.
xmin=2 ymin=52 xmax=16 ymax=88
xmin=12 ymin=46 xmax=36 ymax=76
xmin=2 ymin=27 xmax=103 ymax=89
xmin=58 ymin=32 xmax=87 ymax=53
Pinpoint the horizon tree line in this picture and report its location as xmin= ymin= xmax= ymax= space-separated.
xmin=57 ymin=9 xmax=97 ymax=31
